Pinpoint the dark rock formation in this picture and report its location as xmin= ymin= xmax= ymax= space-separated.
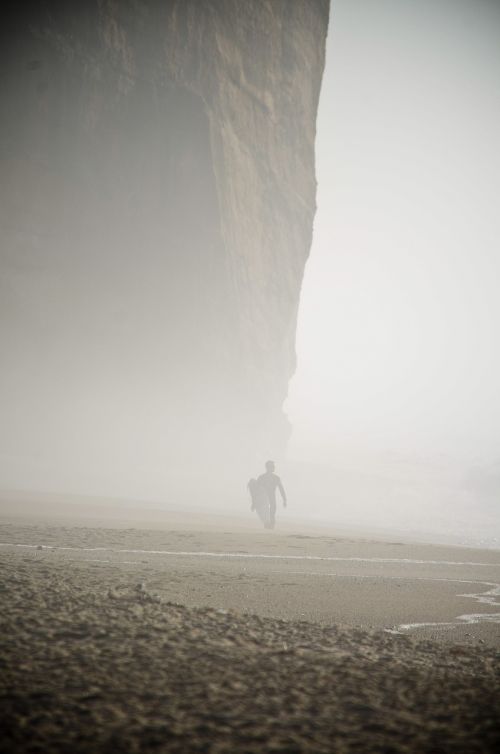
xmin=0 ymin=1 xmax=329 ymax=496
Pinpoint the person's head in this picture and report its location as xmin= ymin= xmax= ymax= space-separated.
xmin=265 ymin=460 xmax=275 ymax=473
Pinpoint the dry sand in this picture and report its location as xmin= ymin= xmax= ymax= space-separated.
xmin=1 ymin=498 xmax=499 ymax=752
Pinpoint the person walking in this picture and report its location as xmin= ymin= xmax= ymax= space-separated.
xmin=256 ymin=460 xmax=287 ymax=529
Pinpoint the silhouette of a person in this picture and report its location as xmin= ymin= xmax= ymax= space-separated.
xmin=257 ymin=460 xmax=287 ymax=529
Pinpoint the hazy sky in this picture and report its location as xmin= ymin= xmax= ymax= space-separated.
xmin=287 ymin=0 xmax=500 ymax=465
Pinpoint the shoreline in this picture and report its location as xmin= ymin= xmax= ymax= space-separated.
xmin=1 ymin=543 xmax=499 ymax=753
xmin=1 ymin=513 xmax=499 ymax=648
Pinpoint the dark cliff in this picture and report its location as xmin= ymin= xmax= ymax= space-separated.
xmin=0 ymin=1 xmax=329 ymax=497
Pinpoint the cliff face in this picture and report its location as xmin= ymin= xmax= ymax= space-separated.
xmin=0 ymin=1 xmax=328 ymax=492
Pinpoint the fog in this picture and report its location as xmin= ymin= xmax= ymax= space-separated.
xmin=1 ymin=1 xmax=499 ymax=545
xmin=0 ymin=1 xmax=319 ymax=514
xmin=287 ymin=0 xmax=500 ymax=541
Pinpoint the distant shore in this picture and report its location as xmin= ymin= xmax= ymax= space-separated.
xmin=1 ymin=488 xmax=498 ymax=550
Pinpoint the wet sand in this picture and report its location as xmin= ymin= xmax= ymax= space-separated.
xmin=1 ymin=500 xmax=499 ymax=752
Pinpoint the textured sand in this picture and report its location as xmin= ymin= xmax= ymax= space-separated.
xmin=0 ymin=505 xmax=499 ymax=752
xmin=1 ymin=515 xmax=499 ymax=647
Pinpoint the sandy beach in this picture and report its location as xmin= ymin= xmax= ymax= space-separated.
xmin=1 ymin=498 xmax=499 ymax=752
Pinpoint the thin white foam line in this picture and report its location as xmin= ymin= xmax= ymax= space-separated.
xmin=269 ymin=571 xmax=498 ymax=588
xmin=0 ymin=541 xmax=498 ymax=567
xmin=66 ymin=558 xmax=140 ymax=565
xmin=392 ymin=614 xmax=500 ymax=632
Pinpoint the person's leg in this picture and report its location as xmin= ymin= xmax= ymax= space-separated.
xmin=269 ymin=499 xmax=276 ymax=529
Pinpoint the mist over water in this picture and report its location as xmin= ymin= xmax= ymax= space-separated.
xmin=286 ymin=0 xmax=500 ymax=542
